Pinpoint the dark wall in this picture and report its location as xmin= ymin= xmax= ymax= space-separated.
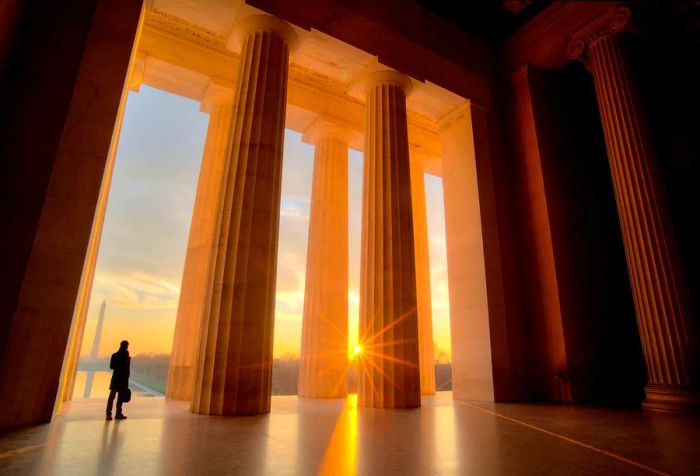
xmin=0 ymin=0 xmax=142 ymax=430
xmin=0 ymin=0 xmax=26 ymax=78
xmin=488 ymin=74 xmax=531 ymax=402
xmin=629 ymin=1 xmax=700 ymax=325
xmin=505 ymin=66 xmax=569 ymax=403
xmin=481 ymin=101 xmax=530 ymax=402
xmin=500 ymin=0 xmax=699 ymax=406
xmin=531 ymin=63 xmax=646 ymax=404
xmin=0 ymin=0 xmax=99 ymax=372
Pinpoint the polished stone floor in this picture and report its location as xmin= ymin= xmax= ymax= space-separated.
xmin=0 ymin=392 xmax=698 ymax=475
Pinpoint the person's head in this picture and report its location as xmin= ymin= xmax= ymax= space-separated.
xmin=119 ymin=340 xmax=129 ymax=351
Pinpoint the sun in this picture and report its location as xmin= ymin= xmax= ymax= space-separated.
xmin=353 ymin=344 xmax=362 ymax=358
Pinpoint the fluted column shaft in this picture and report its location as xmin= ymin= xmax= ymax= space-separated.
xmin=410 ymin=161 xmax=436 ymax=395
xmin=167 ymin=81 xmax=234 ymax=401
xmin=570 ymin=8 xmax=698 ymax=410
xmin=191 ymin=15 xmax=295 ymax=416
xmin=298 ymin=122 xmax=349 ymax=398
xmin=358 ymin=71 xmax=421 ymax=409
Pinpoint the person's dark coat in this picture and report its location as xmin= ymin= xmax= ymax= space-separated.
xmin=109 ymin=349 xmax=130 ymax=390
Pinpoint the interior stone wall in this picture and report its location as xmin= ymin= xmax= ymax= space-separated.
xmin=0 ymin=0 xmax=143 ymax=431
xmin=534 ymin=63 xmax=646 ymax=404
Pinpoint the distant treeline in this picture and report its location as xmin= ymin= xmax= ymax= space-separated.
xmin=131 ymin=353 xmax=169 ymax=393
xmin=78 ymin=353 xmax=170 ymax=393
xmin=79 ymin=354 xmax=453 ymax=395
xmin=271 ymin=360 xmax=453 ymax=395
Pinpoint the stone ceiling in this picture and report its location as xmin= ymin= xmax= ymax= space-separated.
xmin=148 ymin=0 xmax=466 ymax=125
xmin=414 ymin=0 xmax=553 ymax=44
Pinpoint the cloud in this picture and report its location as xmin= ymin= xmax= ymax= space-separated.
xmin=276 ymin=260 xmax=302 ymax=292
xmin=280 ymin=197 xmax=310 ymax=221
xmin=92 ymin=269 xmax=181 ymax=310
xmin=275 ymin=287 xmax=305 ymax=315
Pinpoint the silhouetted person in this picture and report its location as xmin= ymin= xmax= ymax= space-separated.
xmin=106 ymin=340 xmax=130 ymax=420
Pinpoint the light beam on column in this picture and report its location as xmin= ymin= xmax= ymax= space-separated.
xmin=439 ymin=101 xmax=506 ymax=403
xmin=410 ymin=158 xmax=436 ymax=395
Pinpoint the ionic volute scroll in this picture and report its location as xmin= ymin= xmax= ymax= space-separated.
xmin=567 ymin=7 xmax=631 ymax=70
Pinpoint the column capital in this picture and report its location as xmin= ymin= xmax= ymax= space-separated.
xmin=567 ymin=7 xmax=631 ymax=63
xmin=200 ymin=79 xmax=235 ymax=113
xmin=349 ymin=66 xmax=413 ymax=98
xmin=302 ymin=116 xmax=358 ymax=146
xmin=228 ymin=14 xmax=299 ymax=53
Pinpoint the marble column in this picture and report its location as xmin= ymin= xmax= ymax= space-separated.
xmin=357 ymin=70 xmax=421 ymax=409
xmin=410 ymin=159 xmax=436 ymax=395
xmin=167 ymin=80 xmax=235 ymax=401
xmin=298 ymin=118 xmax=350 ymax=399
xmin=569 ymin=7 xmax=699 ymax=411
xmin=191 ymin=15 xmax=297 ymax=416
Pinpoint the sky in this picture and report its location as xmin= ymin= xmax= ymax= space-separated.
xmin=79 ymin=85 xmax=451 ymax=362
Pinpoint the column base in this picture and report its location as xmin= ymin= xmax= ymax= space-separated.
xmin=190 ymin=407 xmax=272 ymax=417
xmin=643 ymin=384 xmax=700 ymax=413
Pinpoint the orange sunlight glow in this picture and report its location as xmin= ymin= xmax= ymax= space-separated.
xmin=352 ymin=344 xmax=362 ymax=358
xmin=319 ymin=394 xmax=358 ymax=476
xmin=352 ymin=308 xmax=423 ymax=401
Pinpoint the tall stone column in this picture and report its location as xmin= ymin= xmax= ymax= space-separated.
xmin=409 ymin=159 xmax=436 ymax=395
xmin=298 ymin=118 xmax=350 ymax=399
xmin=191 ymin=15 xmax=297 ymax=416
xmin=167 ymin=80 xmax=234 ymax=401
xmin=357 ymin=70 xmax=421 ymax=409
xmin=569 ymin=7 xmax=699 ymax=411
